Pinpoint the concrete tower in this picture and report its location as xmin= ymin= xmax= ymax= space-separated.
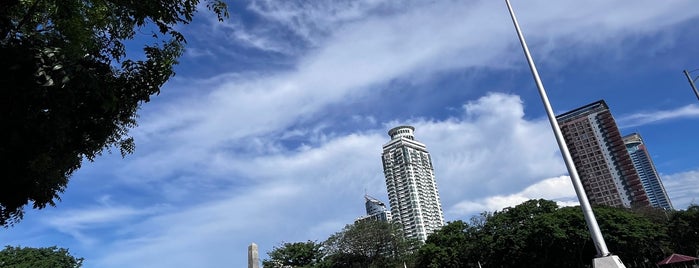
xmin=381 ymin=126 xmax=444 ymax=242
xmin=248 ymin=243 xmax=259 ymax=268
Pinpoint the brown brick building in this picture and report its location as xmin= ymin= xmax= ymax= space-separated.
xmin=556 ymin=100 xmax=649 ymax=208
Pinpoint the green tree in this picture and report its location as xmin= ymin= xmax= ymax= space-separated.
xmin=263 ymin=241 xmax=324 ymax=268
xmin=595 ymin=206 xmax=668 ymax=267
xmin=0 ymin=0 xmax=228 ymax=226
xmin=415 ymin=220 xmax=471 ymax=268
xmin=525 ymin=206 xmax=596 ymax=267
xmin=667 ymin=205 xmax=699 ymax=257
xmin=321 ymin=220 xmax=418 ymax=268
xmin=0 ymin=246 xmax=83 ymax=268
xmin=483 ymin=201 xmax=666 ymax=268
xmin=415 ymin=199 xmax=669 ymax=268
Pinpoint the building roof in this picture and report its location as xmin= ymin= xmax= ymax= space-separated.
xmin=555 ymin=99 xmax=608 ymax=122
xmin=657 ymin=253 xmax=699 ymax=265
xmin=365 ymin=194 xmax=385 ymax=206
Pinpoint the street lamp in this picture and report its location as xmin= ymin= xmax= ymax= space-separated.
xmin=683 ymin=69 xmax=699 ymax=101
xmin=503 ymin=1 xmax=626 ymax=267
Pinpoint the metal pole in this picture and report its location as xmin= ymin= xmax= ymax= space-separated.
xmin=504 ymin=0 xmax=611 ymax=257
xmin=683 ymin=70 xmax=699 ymax=101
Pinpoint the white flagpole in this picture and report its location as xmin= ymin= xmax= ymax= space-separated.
xmin=503 ymin=3 xmax=626 ymax=268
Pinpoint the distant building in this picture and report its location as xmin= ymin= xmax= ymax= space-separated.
xmin=381 ymin=126 xmax=445 ymax=242
xmin=355 ymin=194 xmax=392 ymax=224
xmin=556 ymin=100 xmax=649 ymax=208
xmin=623 ymin=133 xmax=673 ymax=210
xmin=248 ymin=243 xmax=260 ymax=268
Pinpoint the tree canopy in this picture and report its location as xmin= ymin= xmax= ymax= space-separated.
xmin=321 ymin=220 xmax=418 ymax=268
xmin=667 ymin=204 xmax=699 ymax=257
xmin=268 ymin=200 xmax=698 ymax=268
xmin=263 ymin=220 xmax=418 ymax=268
xmin=0 ymin=246 xmax=83 ymax=268
xmin=416 ymin=199 xmax=675 ymax=268
xmin=0 ymin=0 xmax=227 ymax=226
xmin=263 ymin=241 xmax=324 ymax=268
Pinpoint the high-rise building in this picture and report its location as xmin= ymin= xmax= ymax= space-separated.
xmin=356 ymin=194 xmax=392 ymax=223
xmin=381 ymin=126 xmax=444 ymax=242
xmin=623 ymin=133 xmax=673 ymax=210
xmin=556 ymin=100 xmax=649 ymax=208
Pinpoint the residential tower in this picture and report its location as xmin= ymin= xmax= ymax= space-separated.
xmin=556 ymin=100 xmax=649 ymax=208
xmin=381 ymin=126 xmax=445 ymax=242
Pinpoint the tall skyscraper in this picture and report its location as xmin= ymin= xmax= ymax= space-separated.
xmin=356 ymin=194 xmax=392 ymax=223
xmin=556 ymin=100 xmax=649 ymax=208
xmin=381 ymin=126 xmax=444 ymax=242
xmin=623 ymin=133 xmax=673 ymax=210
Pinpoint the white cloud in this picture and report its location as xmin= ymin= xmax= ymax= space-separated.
xmin=217 ymin=18 xmax=296 ymax=54
xmin=184 ymin=47 xmax=214 ymax=58
xmin=59 ymin=93 xmax=573 ymax=267
xmin=450 ymin=175 xmax=578 ymax=217
xmin=11 ymin=1 xmax=699 ymax=268
xmin=72 ymin=1 xmax=699 ymax=264
xmin=121 ymin=0 xmax=699 ymax=189
xmin=617 ymin=104 xmax=699 ymax=128
xmin=247 ymin=0 xmax=408 ymax=45
xmin=662 ymin=169 xmax=699 ymax=209
xmin=409 ymin=94 xmax=566 ymax=204
xmin=42 ymin=204 xmax=161 ymax=245
xmin=94 ymin=183 xmax=305 ymax=267
xmin=449 ymin=168 xmax=699 ymax=217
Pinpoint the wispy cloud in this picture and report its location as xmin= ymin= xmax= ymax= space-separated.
xmin=216 ymin=18 xmax=297 ymax=54
xmin=247 ymin=0 xmax=408 ymax=45
xmin=130 ymin=0 xmax=699 ymax=188
xmin=42 ymin=203 xmax=161 ymax=245
xmin=617 ymin=104 xmax=699 ymax=128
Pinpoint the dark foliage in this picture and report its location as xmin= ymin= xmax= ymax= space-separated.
xmin=416 ymin=199 xmax=677 ymax=268
xmin=667 ymin=205 xmax=699 ymax=257
xmin=0 ymin=0 xmax=227 ymax=226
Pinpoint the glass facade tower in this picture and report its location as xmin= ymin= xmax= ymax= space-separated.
xmin=623 ymin=133 xmax=673 ymax=210
xmin=356 ymin=194 xmax=392 ymax=223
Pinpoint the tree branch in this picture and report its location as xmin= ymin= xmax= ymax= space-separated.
xmin=14 ymin=0 xmax=42 ymax=35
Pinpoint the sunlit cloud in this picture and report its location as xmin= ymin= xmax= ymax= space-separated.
xmin=450 ymin=176 xmax=578 ymax=217
xmin=662 ymin=169 xmax=699 ymax=209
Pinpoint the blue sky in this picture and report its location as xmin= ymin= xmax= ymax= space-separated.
xmin=4 ymin=0 xmax=699 ymax=267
